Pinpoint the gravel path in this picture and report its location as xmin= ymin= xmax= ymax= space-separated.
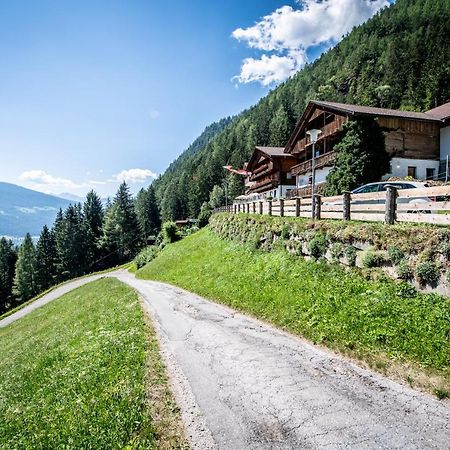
xmin=2 ymin=270 xmax=449 ymax=449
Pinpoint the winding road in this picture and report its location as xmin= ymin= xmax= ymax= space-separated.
xmin=1 ymin=270 xmax=449 ymax=449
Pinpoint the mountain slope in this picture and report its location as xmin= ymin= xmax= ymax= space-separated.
xmin=0 ymin=182 xmax=71 ymax=237
xmin=154 ymin=0 xmax=450 ymax=220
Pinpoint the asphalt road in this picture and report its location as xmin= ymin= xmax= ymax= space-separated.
xmin=2 ymin=271 xmax=449 ymax=449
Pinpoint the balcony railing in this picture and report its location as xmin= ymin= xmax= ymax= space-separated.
xmin=291 ymin=152 xmax=336 ymax=176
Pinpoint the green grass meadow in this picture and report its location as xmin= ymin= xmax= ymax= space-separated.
xmin=137 ymin=228 xmax=450 ymax=395
xmin=0 ymin=277 xmax=186 ymax=449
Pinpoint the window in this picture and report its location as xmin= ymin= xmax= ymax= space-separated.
xmin=426 ymin=168 xmax=435 ymax=180
xmin=353 ymin=184 xmax=380 ymax=194
xmin=286 ymin=172 xmax=293 ymax=180
xmin=407 ymin=166 xmax=417 ymax=178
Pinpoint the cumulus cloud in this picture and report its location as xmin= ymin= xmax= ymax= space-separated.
xmin=114 ymin=168 xmax=158 ymax=184
xmin=19 ymin=170 xmax=81 ymax=189
xmin=232 ymin=0 xmax=389 ymax=85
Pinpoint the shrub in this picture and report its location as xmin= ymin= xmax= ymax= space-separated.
xmin=345 ymin=245 xmax=357 ymax=267
xmin=388 ymin=246 xmax=405 ymax=265
xmin=162 ymin=221 xmax=180 ymax=244
xmin=396 ymin=259 xmax=413 ymax=281
xmin=281 ymin=224 xmax=290 ymax=240
xmin=446 ymin=270 xmax=450 ymax=284
xmin=134 ymin=246 xmax=159 ymax=269
xmin=416 ymin=261 xmax=440 ymax=286
xmin=307 ymin=234 xmax=327 ymax=259
xmin=439 ymin=242 xmax=450 ymax=261
xmin=362 ymin=251 xmax=388 ymax=268
xmin=330 ymin=242 xmax=345 ymax=262
xmin=396 ymin=282 xmax=417 ymax=298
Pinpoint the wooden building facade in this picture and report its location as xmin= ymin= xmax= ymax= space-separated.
xmin=284 ymin=101 xmax=442 ymax=189
xmin=245 ymin=146 xmax=297 ymax=198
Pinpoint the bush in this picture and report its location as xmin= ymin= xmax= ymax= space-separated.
xmin=162 ymin=221 xmax=180 ymax=244
xmin=281 ymin=225 xmax=290 ymax=240
xmin=197 ymin=202 xmax=213 ymax=228
xmin=362 ymin=251 xmax=388 ymax=268
xmin=396 ymin=259 xmax=413 ymax=281
xmin=307 ymin=234 xmax=327 ymax=259
xmin=439 ymin=242 xmax=450 ymax=261
xmin=388 ymin=246 xmax=405 ymax=265
xmin=345 ymin=245 xmax=357 ymax=267
xmin=330 ymin=242 xmax=345 ymax=262
xmin=416 ymin=261 xmax=440 ymax=286
xmin=134 ymin=246 xmax=159 ymax=269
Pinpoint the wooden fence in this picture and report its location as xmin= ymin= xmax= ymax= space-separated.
xmin=223 ymin=185 xmax=450 ymax=226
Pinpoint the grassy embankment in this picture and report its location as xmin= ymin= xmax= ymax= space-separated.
xmin=137 ymin=228 xmax=450 ymax=398
xmin=0 ymin=278 xmax=187 ymax=449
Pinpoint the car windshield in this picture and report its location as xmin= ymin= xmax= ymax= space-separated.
xmin=353 ymin=184 xmax=379 ymax=194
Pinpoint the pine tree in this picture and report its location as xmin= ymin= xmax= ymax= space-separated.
xmin=100 ymin=182 xmax=141 ymax=263
xmin=13 ymin=233 xmax=37 ymax=303
xmin=0 ymin=238 xmax=17 ymax=313
xmin=269 ymin=105 xmax=290 ymax=147
xmin=83 ymin=190 xmax=104 ymax=270
xmin=135 ymin=185 xmax=161 ymax=243
xmin=35 ymin=225 xmax=57 ymax=292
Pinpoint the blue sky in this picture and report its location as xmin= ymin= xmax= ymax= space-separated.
xmin=0 ymin=0 xmax=391 ymax=198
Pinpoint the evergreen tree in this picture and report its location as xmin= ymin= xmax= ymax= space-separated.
xmin=269 ymin=105 xmax=290 ymax=147
xmin=100 ymin=182 xmax=140 ymax=263
xmin=0 ymin=238 xmax=17 ymax=313
xmin=83 ymin=190 xmax=104 ymax=269
xmin=209 ymin=185 xmax=226 ymax=209
xmin=325 ymin=118 xmax=389 ymax=195
xmin=135 ymin=185 xmax=161 ymax=243
xmin=35 ymin=225 xmax=57 ymax=292
xmin=13 ymin=233 xmax=37 ymax=303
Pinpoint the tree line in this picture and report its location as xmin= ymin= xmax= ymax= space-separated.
xmin=153 ymin=0 xmax=450 ymax=221
xmin=0 ymin=182 xmax=160 ymax=314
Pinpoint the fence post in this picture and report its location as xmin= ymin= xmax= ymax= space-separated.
xmin=385 ymin=185 xmax=398 ymax=225
xmin=246 ymin=203 xmax=250 ymax=214
xmin=238 ymin=204 xmax=242 ymax=213
xmin=259 ymin=201 xmax=263 ymax=215
xmin=280 ymin=199 xmax=285 ymax=217
xmin=343 ymin=191 xmax=351 ymax=221
xmin=295 ymin=198 xmax=301 ymax=217
xmin=313 ymin=194 xmax=322 ymax=220
xmin=268 ymin=200 xmax=273 ymax=216
xmin=252 ymin=202 xmax=256 ymax=214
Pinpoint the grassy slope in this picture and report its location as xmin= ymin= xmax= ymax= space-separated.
xmin=0 ymin=278 xmax=187 ymax=449
xmin=137 ymin=229 xmax=450 ymax=396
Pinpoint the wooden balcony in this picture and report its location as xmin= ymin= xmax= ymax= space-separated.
xmin=291 ymin=152 xmax=336 ymax=176
xmin=248 ymin=174 xmax=280 ymax=194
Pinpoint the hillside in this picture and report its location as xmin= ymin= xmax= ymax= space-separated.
xmin=154 ymin=0 xmax=450 ymax=221
xmin=0 ymin=182 xmax=71 ymax=238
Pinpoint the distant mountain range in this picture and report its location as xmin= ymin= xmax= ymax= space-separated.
xmin=0 ymin=182 xmax=71 ymax=238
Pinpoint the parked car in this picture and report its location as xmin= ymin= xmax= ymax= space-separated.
xmin=353 ymin=181 xmax=434 ymax=213
xmin=324 ymin=181 xmax=433 ymax=212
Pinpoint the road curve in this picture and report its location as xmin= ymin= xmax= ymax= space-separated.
xmin=111 ymin=270 xmax=449 ymax=450
xmin=1 ymin=270 xmax=449 ymax=449
xmin=0 ymin=274 xmax=105 ymax=328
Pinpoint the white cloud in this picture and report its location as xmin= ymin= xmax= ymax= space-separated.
xmin=114 ymin=168 xmax=158 ymax=184
xmin=232 ymin=0 xmax=389 ymax=86
xmin=19 ymin=170 xmax=81 ymax=189
xmin=234 ymin=50 xmax=306 ymax=86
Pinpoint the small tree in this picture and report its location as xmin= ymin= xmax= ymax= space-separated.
xmin=35 ymin=225 xmax=57 ymax=292
xmin=0 ymin=238 xmax=17 ymax=313
xmin=325 ymin=118 xmax=389 ymax=196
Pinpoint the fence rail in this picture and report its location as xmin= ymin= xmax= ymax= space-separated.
xmin=223 ymin=185 xmax=450 ymax=226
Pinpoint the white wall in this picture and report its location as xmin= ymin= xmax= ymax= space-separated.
xmin=296 ymin=167 xmax=332 ymax=188
xmin=384 ymin=157 xmax=440 ymax=180
xmin=441 ymin=126 xmax=450 ymax=160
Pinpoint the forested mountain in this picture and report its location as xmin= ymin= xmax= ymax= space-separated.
xmin=154 ymin=0 xmax=450 ymax=221
xmin=0 ymin=182 xmax=70 ymax=237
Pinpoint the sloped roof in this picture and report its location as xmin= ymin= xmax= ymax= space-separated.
xmin=312 ymin=101 xmax=441 ymax=122
xmin=254 ymin=146 xmax=290 ymax=157
xmin=426 ymin=102 xmax=450 ymax=121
